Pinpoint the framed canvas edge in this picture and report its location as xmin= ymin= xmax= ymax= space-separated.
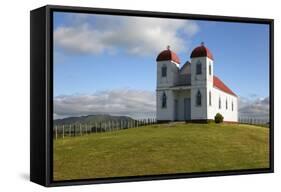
xmin=31 ymin=4 xmax=274 ymax=187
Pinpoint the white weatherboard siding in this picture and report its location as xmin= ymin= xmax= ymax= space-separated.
xmin=157 ymin=60 xmax=179 ymax=88
xmin=156 ymin=90 xmax=175 ymax=121
xmin=207 ymin=87 xmax=238 ymax=122
xmin=190 ymin=86 xmax=207 ymax=120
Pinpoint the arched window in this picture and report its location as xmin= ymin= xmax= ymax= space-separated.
xmin=226 ymin=98 xmax=228 ymax=110
xmin=219 ymin=97 xmax=221 ymax=109
xmin=232 ymin=101 xmax=234 ymax=111
xmin=161 ymin=65 xmax=167 ymax=77
xmin=162 ymin=92 xmax=167 ymax=108
xmin=196 ymin=61 xmax=202 ymax=75
xmin=209 ymin=91 xmax=212 ymax=106
xmin=209 ymin=63 xmax=212 ymax=75
xmin=196 ymin=90 xmax=202 ymax=106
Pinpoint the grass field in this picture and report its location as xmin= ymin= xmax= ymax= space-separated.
xmin=53 ymin=123 xmax=270 ymax=181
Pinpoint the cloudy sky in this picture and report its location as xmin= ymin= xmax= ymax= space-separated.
xmin=53 ymin=12 xmax=270 ymax=119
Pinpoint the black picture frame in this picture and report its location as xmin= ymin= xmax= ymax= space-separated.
xmin=30 ymin=4 xmax=274 ymax=187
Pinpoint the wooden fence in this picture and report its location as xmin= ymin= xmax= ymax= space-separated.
xmin=53 ymin=118 xmax=157 ymax=140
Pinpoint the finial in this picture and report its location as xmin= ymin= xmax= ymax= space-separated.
xmin=201 ymin=42 xmax=204 ymax=46
xmin=167 ymin=45 xmax=170 ymax=50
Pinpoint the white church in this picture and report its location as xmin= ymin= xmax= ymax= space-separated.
xmin=156 ymin=43 xmax=238 ymax=122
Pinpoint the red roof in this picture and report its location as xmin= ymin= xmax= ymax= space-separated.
xmin=213 ymin=76 xmax=237 ymax=97
xmin=156 ymin=49 xmax=180 ymax=64
xmin=190 ymin=44 xmax=214 ymax=60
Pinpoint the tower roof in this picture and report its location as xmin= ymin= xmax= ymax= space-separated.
xmin=213 ymin=75 xmax=237 ymax=96
xmin=156 ymin=46 xmax=180 ymax=64
xmin=190 ymin=42 xmax=214 ymax=60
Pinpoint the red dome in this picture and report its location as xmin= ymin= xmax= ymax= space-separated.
xmin=190 ymin=43 xmax=214 ymax=60
xmin=156 ymin=48 xmax=180 ymax=64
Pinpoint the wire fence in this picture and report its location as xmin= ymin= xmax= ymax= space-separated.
xmin=238 ymin=117 xmax=269 ymax=126
xmin=53 ymin=116 xmax=269 ymax=139
xmin=53 ymin=118 xmax=157 ymax=140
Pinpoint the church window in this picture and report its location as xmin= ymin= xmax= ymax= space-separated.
xmin=162 ymin=92 xmax=167 ymax=108
xmin=196 ymin=61 xmax=202 ymax=75
xmin=209 ymin=91 xmax=212 ymax=106
xmin=209 ymin=63 xmax=212 ymax=75
xmin=226 ymin=98 xmax=228 ymax=110
xmin=219 ymin=97 xmax=221 ymax=109
xmin=161 ymin=66 xmax=167 ymax=77
xmin=232 ymin=101 xmax=234 ymax=111
xmin=196 ymin=90 xmax=202 ymax=106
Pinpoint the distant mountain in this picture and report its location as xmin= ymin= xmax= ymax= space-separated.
xmin=54 ymin=114 xmax=134 ymax=125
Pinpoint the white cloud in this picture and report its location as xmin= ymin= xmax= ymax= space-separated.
xmin=54 ymin=89 xmax=156 ymax=119
xmin=238 ymin=96 xmax=269 ymax=119
xmin=54 ymin=89 xmax=269 ymax=121
xmin=54 ymin=14 xmax=199 ymax=56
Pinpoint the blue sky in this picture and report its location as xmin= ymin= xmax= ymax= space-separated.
xmin=53 ymin=12 xmax=269 ymax=98
xmin=53 ymin=12 xmax=269 ymax=119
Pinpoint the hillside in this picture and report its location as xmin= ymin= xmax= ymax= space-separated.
xmin=53 ymin=123 xmax=269 ymax=181
xmin=54 ymin=114 xmax=134 ymax=125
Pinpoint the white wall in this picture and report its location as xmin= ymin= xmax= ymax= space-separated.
xmin=190 ymin=57 xmax=209 ymax=120
xmin=190 ymin=86 xmax=207 ymax=120
xmin=179 ymin=62 xmax=191 ymax=75
xmin=156 ymin=60 xmax=180 ymax=121
xmin=207 ymin=87 xmax=238 ymax=122
xmin=157 ymin=60 xmax=179 ymax=88
xmin=156 ymin=89 xmax=175 ymax=121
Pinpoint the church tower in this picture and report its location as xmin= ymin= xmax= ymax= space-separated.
xmin=190 ymin=42 xmax=214 ymax=120
xmin=156 ymin=46 xmax=180 ymax=121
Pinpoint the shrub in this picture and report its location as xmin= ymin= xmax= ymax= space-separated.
xmin=214 ymin=113 xmax=224 ymax=123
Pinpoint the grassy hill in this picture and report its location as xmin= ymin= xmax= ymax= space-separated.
xmin=54 ymin=114 xmax=134 ymax=125
xmin=53 ymin=123 xmax=269 ymax=181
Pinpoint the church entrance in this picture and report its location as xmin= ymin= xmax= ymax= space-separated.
xmin=184 ymin=98 xmax=191 ymax=120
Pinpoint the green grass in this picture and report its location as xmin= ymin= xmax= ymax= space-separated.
xmin=53 ymin=123 xmax=270 ymax=181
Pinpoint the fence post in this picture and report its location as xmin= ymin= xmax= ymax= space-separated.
xmin=73 ymin=124 xmax=76 ymax=137
xmin=90 ymin=123 xmax=92 ymax=133
xmin=62 ymin=125 xmax=64 ymax=139
xmin=80 ymin=124 xmax=82 ymax=136
xmin=69 ymin=124 xmax=71 ymax=136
